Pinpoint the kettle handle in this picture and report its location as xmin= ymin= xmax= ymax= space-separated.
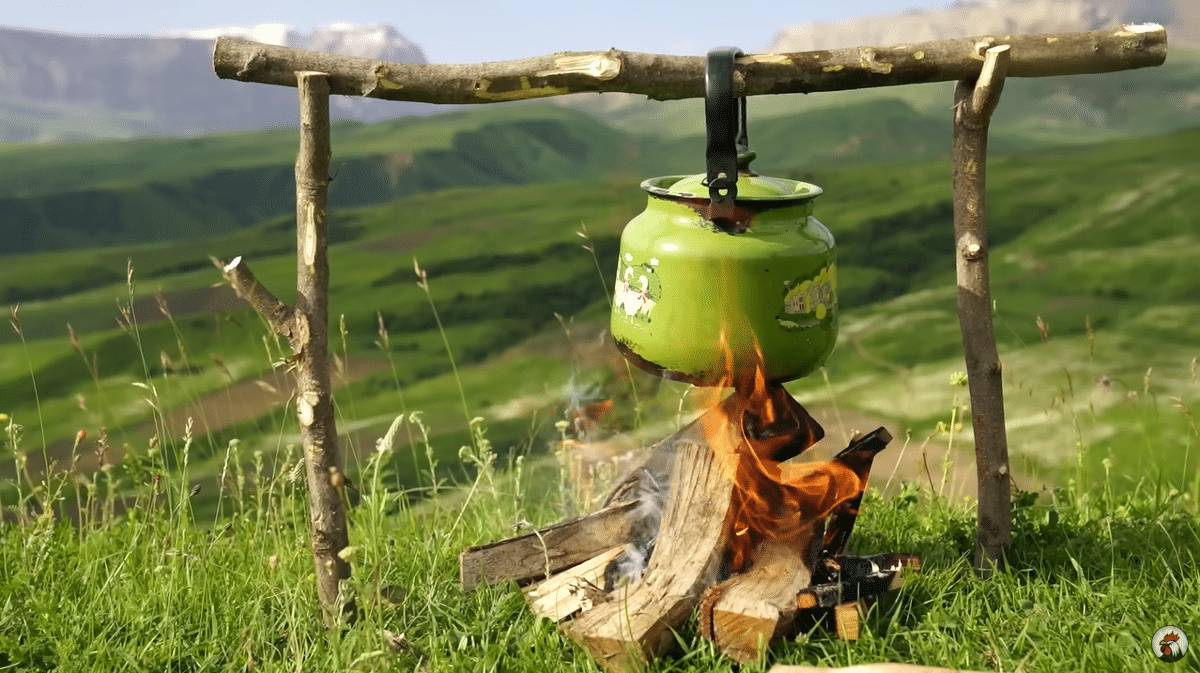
xmin=705 ymin=46 xmax=748 ymax=208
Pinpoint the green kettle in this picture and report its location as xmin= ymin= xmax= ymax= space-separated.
xmin=611 ymin=47 xmax=837 ymax=386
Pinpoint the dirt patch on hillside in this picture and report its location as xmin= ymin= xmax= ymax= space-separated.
xmin=154 ymin=357 xmax=390 ymax=442
xmin=360 ymin=228 xmax=443 ymax=253
xmin=130 ymin=285 xmax=242 ymax=327
xmin=34 ymin=357 xmax=392 ymax=476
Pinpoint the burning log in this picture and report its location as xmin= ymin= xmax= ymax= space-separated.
xmin=820 ymin=429 xmax=892 ymax=559
xmin=797 ymin=554 xmax=923 ymax=611
xmin=698 ymin=427 xmax=896 ymax=662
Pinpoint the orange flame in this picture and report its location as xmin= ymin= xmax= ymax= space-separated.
xmin=697 ymin=333 xmax=863 ymax=573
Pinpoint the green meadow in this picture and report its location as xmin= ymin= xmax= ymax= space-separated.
xmin=1 ymin=72 xmax=1198 ymax=670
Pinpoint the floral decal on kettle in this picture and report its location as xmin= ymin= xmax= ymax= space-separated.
xmin=614 ymin=254 xmax=662 ymax=322
xmin=778 ymin=263 xmax=837 ymax=330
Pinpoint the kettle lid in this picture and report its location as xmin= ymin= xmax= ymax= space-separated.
xmin=642 ymin=172 xmax=822 ymax=202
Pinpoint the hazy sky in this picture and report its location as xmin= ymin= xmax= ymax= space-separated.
xmin=7 ymin=0 xmax=957 ymax=62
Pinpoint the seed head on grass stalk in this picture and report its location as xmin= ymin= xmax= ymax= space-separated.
xmin=375 ymin=311 xmax=416 ymax=490
xmin=68 ymin=322 xmax=120 ymax=436
xmin=335 ymin=314 xmax=361 ymax=461
xmin=413 ymin=257 xmax=471 ymax=430
xmin=9 ymin=305 xmax=48 ymax=461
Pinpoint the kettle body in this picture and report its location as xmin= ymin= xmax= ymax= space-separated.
xmin=611 ymin=174 xmax=837 ymax=385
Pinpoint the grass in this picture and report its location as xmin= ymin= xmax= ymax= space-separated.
xmin=1 ymin=207 xmax=1198 ymax=671
xmin=1 ymin=406 xmax=1196 ymax=672
xmin=6 ymin=124 xmax=1200 ymax=499
xmin=2 ymin=92 xmax=1200 ymax=671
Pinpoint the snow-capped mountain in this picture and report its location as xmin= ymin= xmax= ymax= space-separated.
xmin=173 ymin=23 xmax=426 ymax=64
xmin=0 ymin=23 xmax=431 ymax=143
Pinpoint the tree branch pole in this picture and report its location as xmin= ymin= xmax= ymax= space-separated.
xmin=212 ymin=24 xmax=1165 ymax=103
xmin=952 ymin=46 xmax=1012 ymax=574
xmin=214 ymin=71 xmax=352 ymax=622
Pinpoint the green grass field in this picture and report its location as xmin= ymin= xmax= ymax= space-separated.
xmin=1 ymin=409 xmax=1196 ymax=672
xmin=2 ymin=86 xmax=1199 ymax=671
xmin=4 ymin=118 xmax=1200 ymax=498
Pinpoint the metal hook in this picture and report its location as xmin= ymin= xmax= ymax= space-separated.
xmin=705 ymin=46 xmax=749 ymax=208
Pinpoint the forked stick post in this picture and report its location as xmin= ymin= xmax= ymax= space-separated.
xmin=952 ymin=46 xmax=1013 ymax=573
xmin=214 ymin=71 xmax=352 ymax=622
xmin=293 ymin=71 xmax=353 ymax=619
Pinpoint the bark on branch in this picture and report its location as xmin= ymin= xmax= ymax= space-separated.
xmin=292 ymin=71 xmax=353 ymax=621
xmin=213 ymin=72 xmax=353 ymax=623
xmin=952 ymin=46 xmax=1013 ymax=574
xmin=210 ymin=255 xmax=295 ymax=341
xmin=212 ymin=24 xmax=1166 ymax=104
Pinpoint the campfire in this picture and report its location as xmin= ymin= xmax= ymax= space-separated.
xmin=457 ymin=46 xmax=926 ymax=671
xmin=460 ymin=353 xmax=919 ymax=670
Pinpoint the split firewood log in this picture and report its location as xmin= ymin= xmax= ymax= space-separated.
xmin=769 ymin=664 xmax=987 ymax=673
xmin=459 ymin=500 xmax=638 ymax=590
xmin=566 ymin=438 xmax=737 ymax=672
xmin=524 ymin=546 xmax=625 ymax=622
xmin=832 ymin=601 xmax=862 ymax=640
xmin=461 ymin=394 xmax=747 ymax=591
xmin=699 ymin=523 xmax=824 ymax=662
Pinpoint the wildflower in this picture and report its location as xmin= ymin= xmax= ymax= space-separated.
xmin=0 ymin=413 xmax=9 ymax=425
xmin=337 ymin=546 xmax=356 ymax=562
xmin=949 ymin=371 xmax=968 ymax=387
xmin=267 ymin=554 xmax=280 ymax=571
xmin=554 ymin=420 xmax=570 ymax=432
xmin=75 ymin=429 xmax=87 ymax=444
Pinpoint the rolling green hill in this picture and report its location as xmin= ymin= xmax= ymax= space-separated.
xmin=0 ymin=88 xmax=1142 ymax=257
xmin=2 ymin=112 xmax=1198 ymax=507
xmin=0 ymin=106 xmax=649 ymax=253
xmin=3 ymin=48 xmax=1195 ymax=256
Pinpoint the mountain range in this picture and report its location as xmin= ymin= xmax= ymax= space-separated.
xmin=0 ymin=1 xmax=1196 ymax=143
xmin=0 ymin=23 xmax=432 ymax=142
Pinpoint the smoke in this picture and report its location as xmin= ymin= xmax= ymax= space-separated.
xmin=605 ymin=468 xmax=666 ymax=588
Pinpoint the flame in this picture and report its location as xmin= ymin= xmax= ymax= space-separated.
xmin=698 ymin=333 xmax=863 ymax=573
